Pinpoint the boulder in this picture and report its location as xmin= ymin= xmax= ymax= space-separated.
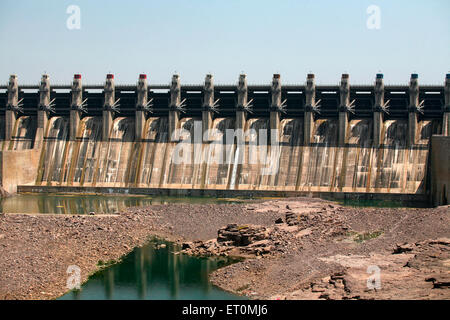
xmin=217 ymin=224 xmax=268 ymax=246
xmin=181 ymin=242 xmax=193 ymax=250
xmin=393 ymin=242 xmax=415 ymax=254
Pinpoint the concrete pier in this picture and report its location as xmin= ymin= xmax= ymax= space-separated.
xmin=202 ymin=110 xmax=213 ymax=141
xmin=408 ymin=74 xmax=419 ymax=147
xmin=70 ymin=74 xmax=83 ymax=141
xmin=373 ymin=73 xmax=385 ymax=147
xmin=444 ymin=74 xmax=450 ymax=136
xmin=338 ymin=74 xmax=350 ymax=146
xmin=4 ymin=109 xmax=16 ymax=142
xmin=36 ymin=74 xmax=51 ymax=147
xmin=169 ymin=74 xmax=181 ymax=142
xmin=304 ymin=74 xmax=316 ymax=145
xmin=38 ymin=74 xmax=51 ymax=131
xmin=202 ymin=74 xmax=214 ymax=141
xmin=102 ymin=74 xmax=115 ymax=141
xmin=270 ymin=74 xmax=281 ymax=142
xmin=135 ymin=74 xmax=148 ymax=141
xmin=5 ymin=75 xmax=19 ymax=142
xmin=236 ymin=74 xmax=249 ymax=143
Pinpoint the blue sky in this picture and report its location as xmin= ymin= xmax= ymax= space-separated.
xmin=0 ymin=0 xmax=449 ymax=85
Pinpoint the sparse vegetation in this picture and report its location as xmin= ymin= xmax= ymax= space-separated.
xmin=345 ymin=231 xmax=383 ymax=243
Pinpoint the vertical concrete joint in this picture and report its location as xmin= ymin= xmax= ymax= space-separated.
xmin=202 ymin=74 xmax=214 ymax=141
xmin=7 ymin=75 xmax=19 ymax=108
xmin=169 ymin=74 xmax=181 ymax=142
xmin=237 ymin=74 xmax=248 ymax=112
xmin=6 ymin=75 xmax=19 ymax=141
xmin=236 ymin=74 xmax=249 ymax=143
xmin=270 ymin=74 xmax=281 ymax=142
xmin=373 ymin=73 xmax=385 ymax=147
xmin=39 ymin=74 xmax=51 ymax=111
xmin=408 ymin=74 xmax=419 ymax=146
xmin=136 ymin=74 xmax=148 ymax=141
xmin=338 ymin=74 xmax=350 ymax=146
xmin=304 ymin=74 xmax=316 ymax=145
xmin=70 ymin=74 xmax=83 ymax=141
xmin=38 ymin=74 xmax=51 ymax=130
xmin=33 ymin=74 xmax=52 ymax=148
xmin=443 ymin=73 xmax=450 ymax=136
xmin=102 ymin=74 xmax=116 ymax=141
xmin=270 ymin=74 xmax=282 ymax=110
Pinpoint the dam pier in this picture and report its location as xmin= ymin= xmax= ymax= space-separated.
xmin=0 ymin=73 xmax=449 ymax=206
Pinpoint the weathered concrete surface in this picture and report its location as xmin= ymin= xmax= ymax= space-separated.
xmin=0 ymin=149 xmax=41 ymax=194
xmin=69 ymin=110 xmax=80 ymax=141
xmin=4 ymin=110 xmax=16 ymax=142
xmin=102 ymin=110 xmax=113 ymax=141
xmin=408 ymin=111 xmax=418 ymax=147
xmin=373 ymin=111 xmax=382 ymax=147
xmin=303 ymin=111 xmax=314 ymax=145
xmin=444 ymin=112 xmax=450 ymax=136
xmin=430 ymin=135 xmax=450 ymax=206
xmin=338 ymin=111 xmax=348 ymax=147
xmin=202 ymin=110 xmax=213 ymax=141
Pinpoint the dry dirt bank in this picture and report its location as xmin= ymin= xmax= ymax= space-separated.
xmin=0 ymin=198 xmax=448 ymax=300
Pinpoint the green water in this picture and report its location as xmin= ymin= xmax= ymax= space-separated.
xmin=59 ymin=239 xmax=244 ymax=300
xmin=0 ymin=193 xmax=241 ymax=214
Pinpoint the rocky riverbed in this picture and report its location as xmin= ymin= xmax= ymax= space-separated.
xmin=0 ymin=198 xmax=449 ymax=300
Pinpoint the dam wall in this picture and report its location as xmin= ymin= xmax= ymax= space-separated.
xmin=1 ymin=73 xmax=449 ymax=205
xmin=0 ymin=148 xmax=40 ymax=194
xmin=430 ymin=135 xmax=450 ymax=206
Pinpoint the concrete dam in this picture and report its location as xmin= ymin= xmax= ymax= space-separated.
xmin=0 ymin=73 xmax=449 ymax=205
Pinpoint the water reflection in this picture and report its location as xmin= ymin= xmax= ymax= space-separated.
xmin=0 ymin=193 xmax=239 ymax=214
xmin=60 ymin=239 xmax=243 ymax=300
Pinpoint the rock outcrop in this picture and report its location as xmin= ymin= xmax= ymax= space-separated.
xmin=182 ymin=224 xmax=272 ymax=257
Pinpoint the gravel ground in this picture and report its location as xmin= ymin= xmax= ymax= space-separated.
xmin=0 ymin=198 xmax=448 ymax=300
